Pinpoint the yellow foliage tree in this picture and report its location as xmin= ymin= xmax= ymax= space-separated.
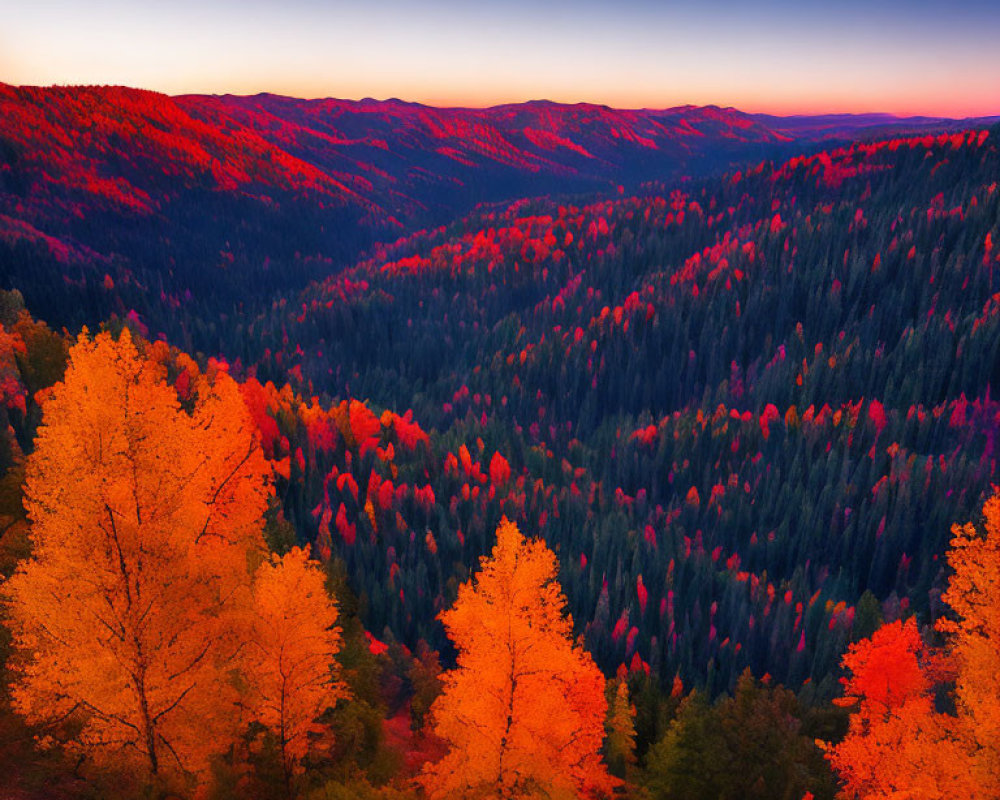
xmin=604 ymin=677 xmax=637 ymax=781
xmin=244 ymin=546 xmax=346 ymax=793
xmin=419 ymin=517 xmax=616 ymax=800
xmin=936 ymin=492 xmax=1000 ymax=792
xmin=3 ymin=329 xmax=270 ymax=784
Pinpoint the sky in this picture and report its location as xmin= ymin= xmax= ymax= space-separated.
xmin=2 ymin=0 xmax=999 ymax=116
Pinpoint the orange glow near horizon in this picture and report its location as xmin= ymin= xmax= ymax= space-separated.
xmin=2 ymin=0 xmax=999 ymax=119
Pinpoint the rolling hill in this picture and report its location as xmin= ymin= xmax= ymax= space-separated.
xmin=1 ymin=82 xmax=990 ymax=344
xmin=201 ymin=124 xmax=1000 ymax=696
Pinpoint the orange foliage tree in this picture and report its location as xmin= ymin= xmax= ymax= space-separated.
xmin=419 ymin=517 xmax=616 ymax=799
xmin=244 ymin=546 xmax=346 ymax=792
xmin=3 ymin=329 xmax=271 ymax=784
xmin=936 ymin=493 xmax=1000 ymax=791
xmin=825 ymin=493 xmax=1000 ymax=799
xmin=824 ymin=619 xmax=975 ymax=798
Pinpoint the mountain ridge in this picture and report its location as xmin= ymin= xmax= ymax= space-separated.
xmin=1 ymin=80 xmax=995 ymax=343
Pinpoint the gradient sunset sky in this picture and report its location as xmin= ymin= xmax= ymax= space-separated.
xmin=3 ymin=0 xmax=999 ymax=116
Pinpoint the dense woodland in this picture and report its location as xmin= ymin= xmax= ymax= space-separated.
xmin=0 ymin=82 xmax=829 ymax=340
xmin=243 ymin=125 xmax=1000 ymax=694
xmin=1 ymin=83 xmax=986 ymax=341
xmin=0 ymin=96 xmax=998 ymax=799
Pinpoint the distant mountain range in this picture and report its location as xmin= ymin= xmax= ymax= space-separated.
xmin=750 ymin=111 xmax=1000 ymax=140
xmin=0 ymin=81 xmax=995 ymax=339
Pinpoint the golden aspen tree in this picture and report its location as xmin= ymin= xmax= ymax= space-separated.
xmin=936 ymin=493 xmax=1000 ymax=794
xmin=3 ymin=329 xmax=270 ymax=784
xmin=244 ymin=546 xmax=347 ymax=794
xmin=419 ymin=517 xmax=616 ymax=800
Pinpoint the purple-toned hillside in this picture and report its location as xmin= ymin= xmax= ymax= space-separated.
xmin=3 ymin=82 xmax=992 ymax=337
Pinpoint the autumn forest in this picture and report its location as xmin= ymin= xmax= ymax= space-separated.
xmin=0 ymin=78 xmax=998 ymax=800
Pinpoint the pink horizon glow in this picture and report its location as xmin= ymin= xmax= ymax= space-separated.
xmin=3 ymin=1 xmax=999 ymax=120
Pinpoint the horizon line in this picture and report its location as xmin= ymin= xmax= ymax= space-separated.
xmin=6 ymin=80 xmax=1000 ymax=121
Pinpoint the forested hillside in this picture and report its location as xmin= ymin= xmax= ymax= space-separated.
xmin=1 ymin=113 xmax=998 ymax=799
xmin=1 ymin=83 xmax=989 ymax=343
xmin=234 ymin=126 xmax=1000 ymax=697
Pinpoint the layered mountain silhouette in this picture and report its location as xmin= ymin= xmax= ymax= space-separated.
xmin=0 ymin=81 xmax=995 ymax=339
